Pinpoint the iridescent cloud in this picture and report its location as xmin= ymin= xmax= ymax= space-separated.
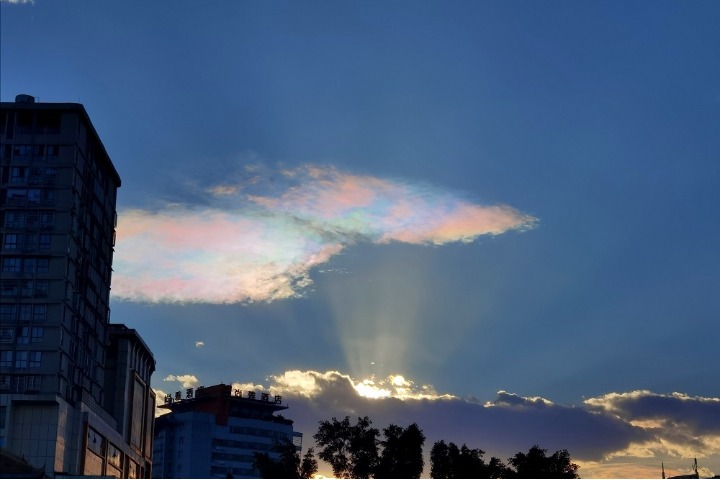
xmin=112 ymin=164 xmax=536 ymax=303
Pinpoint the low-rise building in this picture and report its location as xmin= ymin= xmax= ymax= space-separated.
xmin=153 ymin=384 xmax=302 ymax=479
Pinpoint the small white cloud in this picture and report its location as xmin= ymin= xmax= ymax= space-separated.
xmin=195 ymin=341 xmax=205 ymax=347
xmin=164 ymin=374 xmax=199 ymax=389
xmin=0 ymin=0 xmax=34 ymax=4
xmin=208 ymin=185 xmax=239 ymax=196
xmin=486 ymin=390 xmax=555 ymax=408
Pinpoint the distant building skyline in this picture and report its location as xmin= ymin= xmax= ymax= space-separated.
xmin=0 ymin=95 xmax=155 ymax=477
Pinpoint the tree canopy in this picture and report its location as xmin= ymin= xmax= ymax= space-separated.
xmin=375 ymin=423 xmax=425 ymax=479
xmin=507 ymin=445 xmax=580 ymax=479
xmin=313 ymin=416 xmax=380 ymax=479
xmin=430 ymin=440 xmax=512 ymax=479
xmin=253 ymin=415 xmax=580 ymax=479
xmin=313 ymin=416 xmax=427 ymax=479
xmin=252 ymin=437 xmax=318 ymax=479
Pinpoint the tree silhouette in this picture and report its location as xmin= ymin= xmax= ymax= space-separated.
xmin=429 ymin=440 xmax=510 ymax=478
xmin=430 ymin=440 xmax=452 ymax=479
xmin=314 ymin=416 xmax=380 ymax=478
xmin=252 ymin=438 xmax=318 ymax=479
xmin=507 ymin=445 xmax=579 ymax=479
xmin=299 ymin=448 xmax=319 ymax=479
xmin=375 ymin=423 xmax=425 ymax=478
xmin=311 ymin=416 xmax=579 ymax=479
xmin=431 ymin=441 xmax=472 ymax=478
xmin=487 ymin=455 xmax=514 ymax=479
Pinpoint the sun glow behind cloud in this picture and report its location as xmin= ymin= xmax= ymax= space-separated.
xmin=112 ymin=164 xmax=535 ymax=304
xmin=159 ymin=369 xmax=720 ymax=478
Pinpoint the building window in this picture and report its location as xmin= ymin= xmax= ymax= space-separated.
xmin=0 ymin=375 xmax=10 ymax=390
xmin=18 ymin=305 xmax=32 ymax=321
xmin=15 ymin=351 xmax=28 ymax=368
xmin=107 ymin=443 xmax=123 ymax=468
xmin=23 ymin=258 xmax=36 ymax=273
xmin=37 ymin=258 xmax=50 ymax=273
xmin=42 ymin=190 xmax=55 ymax=205
xmin=13 ymin=145 xmax=33 ymax=158
xmin=20 ymin=280 xmax=34 ymax=297
xmin=38 ymin=234 xmax=51 ymax=250
xmin=29 ymin=167 xmax=42 ymax=184
xmin=3 ymin=234 xmax=19 ymax=250
xmin=25 ymin=212 xmax=38 ymax=228
xmin=29 ymin=352 xmax=41 ymax=368
xmin=31 ymin=327 xmax=44 ymax=342
xmin=27 ymin=189 xmax=41 ymax=206
xmin=0 ymin=406 xmax=6 ymax=429
xmin=22 ymin=235 xmax=36 ymax=250
xmin=36 ymin=113 xmax=61 ymax=134
xmin=16 ymin=327 xmax=30 ymax=344
xmin=0 ymin=328 xmax=14 ymax=343
xmin=33 ymin=306 xmax=47 ymax=322
xmin=4 ymin=212 xmax=25 ymax=228
xmin=87 ymin=428 xmax=105 ymax=456
xmin=1 ymin=258 xmax=22 ymax=273
xmin=7 ymin=190 xmax=28 ymax=206
xmin=35 ymin=280 xmax=48 ymax=297
xmin=39 ymin=212 xmax=54 ymax=227
xmin=0 ymin=351 xmax=12 ymax=368
xmin=10 ymin=167 xmax=29 ymax=184
xmin=46 ymin=145 xmax=59 ymax=158
xmin=27 ymin=376 xmax=41 ymax=391
xmin=0 ymin=305 xmax=16 ymax=321
xmin=11 ymin=376 xmax=26 ymax=392
xmin=1 ymin=280 xmax=18 ymax=297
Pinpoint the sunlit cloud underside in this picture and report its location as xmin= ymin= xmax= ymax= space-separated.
xmin=113 ymin=164 xmax=536 ymax=303
xmin=157 ymin=370 xmax=720 ymax=478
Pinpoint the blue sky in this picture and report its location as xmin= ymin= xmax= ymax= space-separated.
xmin=2 ymin=1 xmax=719 ymax=477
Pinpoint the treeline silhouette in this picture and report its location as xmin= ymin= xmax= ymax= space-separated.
xmin=253 ymin=415 xmax=580 ymax=479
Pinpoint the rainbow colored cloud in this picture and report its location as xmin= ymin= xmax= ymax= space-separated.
xmin=112 ymin=165 xmax=536 ymax=303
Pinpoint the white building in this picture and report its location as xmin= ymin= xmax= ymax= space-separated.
xmin=153 ymin=384 xmax=302 ymax=479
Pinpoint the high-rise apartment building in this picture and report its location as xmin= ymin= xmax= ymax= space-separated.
xmin=0 ymin=94 xmax=155 ymax=477
xmin=153 ymin=384 xmax=303 ymax=479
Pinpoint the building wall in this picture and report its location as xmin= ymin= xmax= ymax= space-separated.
xmin=0 ymin=97 xmax=155 ymax=478
xmin=1 ymin=101 xmax=119 ymax=409
xmin=153 ymin=410 xmax=299 ymax=479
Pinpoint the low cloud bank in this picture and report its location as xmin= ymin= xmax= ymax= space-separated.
xmin=160 ymin=369 xmax=719 ymax=477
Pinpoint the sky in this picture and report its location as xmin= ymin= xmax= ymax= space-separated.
xmin=2 ymin=0 xmax=719 ymax=477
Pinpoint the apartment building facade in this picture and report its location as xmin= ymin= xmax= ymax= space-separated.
xmin=0 ymin=94 xmax=155 ymax=477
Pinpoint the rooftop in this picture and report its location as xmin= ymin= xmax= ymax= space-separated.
xmin=159 ymin=384 xmax=291 ymax=425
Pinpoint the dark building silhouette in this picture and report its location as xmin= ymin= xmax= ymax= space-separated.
xmin=1 ymin=94 xmax=155 ymax=477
